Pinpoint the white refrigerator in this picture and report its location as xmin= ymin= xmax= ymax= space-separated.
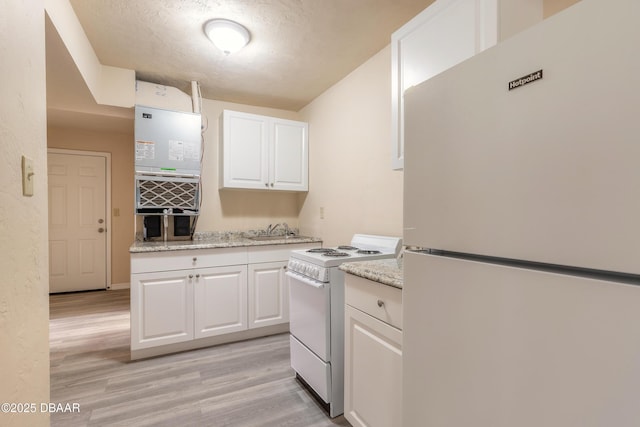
xmin=402 ymin=0 xmax=640 ymax=426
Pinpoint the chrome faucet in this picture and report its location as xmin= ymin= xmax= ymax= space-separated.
xmin=266 ymin=223 xmax=281 ymax=235
xmin=283 ymin=223 xmax=292 ymax=236
xmin=266 ymin=223 xmax=292 ymax=236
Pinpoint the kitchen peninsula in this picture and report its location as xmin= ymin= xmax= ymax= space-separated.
xmin=129 ymin=231 xmax=321 ymax=359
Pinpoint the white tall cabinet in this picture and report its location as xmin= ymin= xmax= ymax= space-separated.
xmin=391 ymin=0 xmax=543 ymax=169
xmin=219 ymin=110 xmax=308 ymax=191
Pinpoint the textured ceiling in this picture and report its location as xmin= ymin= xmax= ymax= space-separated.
xmin=64 ymin=0 xmax=435 ymax=111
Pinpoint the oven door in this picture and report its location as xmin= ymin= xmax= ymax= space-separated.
xmin=287 ymin=270 xmax=331 ymax=361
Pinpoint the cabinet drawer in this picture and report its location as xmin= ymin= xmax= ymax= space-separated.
xmin=247 ymin=243 xmax=320 ymax=263
xmin=290 ymin=334 xmax=331 ymax=403
xmin=345 ymin=274 xmax=402 ymax=330
xmin=131 ymin=247 xmax=247 ymax=273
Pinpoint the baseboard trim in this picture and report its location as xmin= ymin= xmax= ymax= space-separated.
xmin=109 ymin=282 xmax=130 ymax=290
xmin=130 ymin=323 xmax=290 ymax=360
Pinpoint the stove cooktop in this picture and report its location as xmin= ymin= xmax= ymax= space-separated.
xmin=291 ymin=234 xmax=402 ymax=268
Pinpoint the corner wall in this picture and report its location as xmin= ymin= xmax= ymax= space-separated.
xmin=0 ymin=1 xmax=50 ymax=425
xmin=297 ymin=45 xmax=404 ymax=246
xmin=543 ymin=0 xmax=580 ymax=17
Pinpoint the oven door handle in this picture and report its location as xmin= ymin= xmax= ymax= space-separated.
xmin=285 ymin=271 xmax=326 ymax=289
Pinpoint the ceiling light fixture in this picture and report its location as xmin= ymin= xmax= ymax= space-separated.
xmin=204 ymin=19 xmax=251 ymax=55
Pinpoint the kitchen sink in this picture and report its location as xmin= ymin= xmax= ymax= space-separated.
xmin=249 ymin=235 xmax=311 ymax=241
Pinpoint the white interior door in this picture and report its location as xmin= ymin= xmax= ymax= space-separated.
xmin=48 ymin=151 xmax=107 ymax=293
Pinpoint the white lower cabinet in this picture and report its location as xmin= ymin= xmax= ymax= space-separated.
xmin=345 ymin=275 xmax=403 ymax=427
xmin=131 ymin=270 xmax=194 ymax=350
xmin=130 ymin=243 xmax=320 ymax=356
xmin=194 ymin=265 xmax=248 ymax=338
xmin=248 ymin=261 xmax=288 ymax=329
xmin=131 ymin=265 xmax=249 ymax=348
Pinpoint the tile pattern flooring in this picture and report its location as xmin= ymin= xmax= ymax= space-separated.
xmin=49 ymin=289 xmax=350 ymax=427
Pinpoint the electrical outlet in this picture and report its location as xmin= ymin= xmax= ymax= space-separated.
xmin=113 ymin=208 xmax=120 ymax=217
xmin=320 ymin=207 xmax=325 ymax=219
xmin=21 ymin=155 xmax=34 ymax=197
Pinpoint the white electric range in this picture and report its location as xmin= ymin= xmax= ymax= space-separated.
xmin=286 ymin=234 xmax=402 ymax=417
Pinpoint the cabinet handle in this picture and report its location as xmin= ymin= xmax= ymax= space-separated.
xmin=196 ymin=274 xmax=200 ymax=278
xmin=193 ymin=257 xmax=197 ymax=262
xmin=270 ymin=183 xmax=274 ymax=187
xmin=377 ymin=299 xmax=385 ymax=308
xmin=189 ymin=274 xmax=194 ymax=279
xmin=265 ymin=183 xmax=269 ymax=187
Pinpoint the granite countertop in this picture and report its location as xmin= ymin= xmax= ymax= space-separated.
xmin=129 ymin=231 xmax=322 ymax=253
xmin=339 ymin=258 xmax=404 ymax=289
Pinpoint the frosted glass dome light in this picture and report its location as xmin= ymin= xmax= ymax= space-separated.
xmin=204 ymin=19 xmax=251 ymax=55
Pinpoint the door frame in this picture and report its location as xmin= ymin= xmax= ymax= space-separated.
xmin=47 ymin=148 xmax=112 ymax=289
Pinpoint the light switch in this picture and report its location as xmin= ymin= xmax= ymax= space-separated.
xmin=113 ymin=208 xmax=120 ymax=217
xmin=21 ymin=155 xmax=34 ymax=197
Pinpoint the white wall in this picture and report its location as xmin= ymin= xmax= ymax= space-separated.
xmin=297 ymin=45 xmax=403 ymax=246
xmin=0 ymin=1 xmax=50 ymax=425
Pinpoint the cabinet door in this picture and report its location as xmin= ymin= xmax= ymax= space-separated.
xmin=391 ymin=0 xmax=501 ymax=170
xmin=248 ymin=261 xmax=288 ymax=328
xmin=220 ymin=110 xmax=269 ymax=189
xmin=270 ymin=118 xmax=309 ymax=191
xmin=391 ymin=0 xmax=542 ymax=170
xmin=194 ymin=265 xmax=248 ymax=338
xmin=131 ymin=271 xmax=193 ymax=350
xmin=344 ymin=305 xmax=403 ymax=427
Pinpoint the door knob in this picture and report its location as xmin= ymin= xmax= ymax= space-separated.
xmin=98 ymin=219 xmax=104 ymax=224
xmin=98 ymin=227 xmax=105 ymax=233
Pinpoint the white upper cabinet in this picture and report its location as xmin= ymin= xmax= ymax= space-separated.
xmin=220 ymin=110 xmax=309 ymax=191
xmin=391 ymin=0 xmax=543 ymax=170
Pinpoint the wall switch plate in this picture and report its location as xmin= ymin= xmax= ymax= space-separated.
xmin=21 ymin=155 xmax=34 ymax=197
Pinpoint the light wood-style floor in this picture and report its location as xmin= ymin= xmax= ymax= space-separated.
xmin=50 ymin=289 xmax=351 ymax=427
